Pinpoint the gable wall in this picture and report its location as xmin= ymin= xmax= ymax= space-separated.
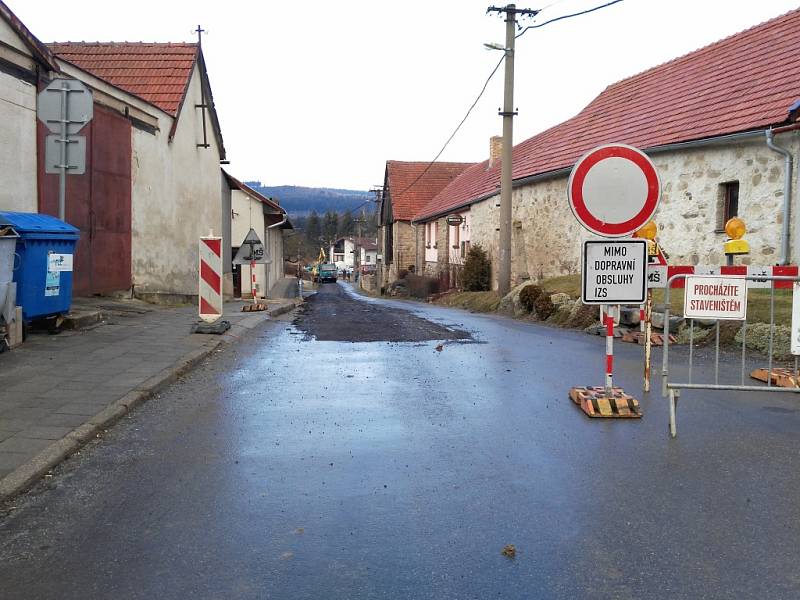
xmin=130 ymin=63 xmax=223 ymax=298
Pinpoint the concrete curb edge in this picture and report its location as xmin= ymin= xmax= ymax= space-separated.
xmin=0 ymin=338 xmax=229 ymax=502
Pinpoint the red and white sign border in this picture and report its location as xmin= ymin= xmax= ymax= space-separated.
xmin=568 ymin=143 xmax=661 ymax=238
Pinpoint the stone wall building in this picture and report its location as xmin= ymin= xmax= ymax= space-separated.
xmin=377 ymin=160 xmax=473 ymax=291
xmin=413 ymin=9 xmax=800 ymax=290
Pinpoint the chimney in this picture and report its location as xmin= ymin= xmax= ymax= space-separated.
xmin=488 ymin=135 xmax=503 ymax=169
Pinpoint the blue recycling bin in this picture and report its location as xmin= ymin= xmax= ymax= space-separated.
xmin=0 ymin=212 xmax=80 ymax=321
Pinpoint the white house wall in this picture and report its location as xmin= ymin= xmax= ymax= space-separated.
xmin=266 ymin=226 xmax=284 ymax=294
xmin=0 ymin=19 xmax=38 ymax=214
xmin=130 ymin=63 xmax=223 ymax=297
xmin=468 ymin=135 xmax=800 ymax=289
xmin=231 ymin=189 xmax=267 ymax=298
xmin=0 ymin=69 xmax=36 ymax=212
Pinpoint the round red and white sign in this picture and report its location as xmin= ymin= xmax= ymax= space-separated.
xmin=567 ymin=143 xmax=661 ymax=238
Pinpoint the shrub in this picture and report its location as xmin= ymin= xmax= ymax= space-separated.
xmin=519 ymin=284 xmax=543 ymax=313
xmin=462 ymin=244 xmax=491 ymax=291
xmin=398 ymin=269 xmax=409 ymax=280
xmin=405 ymin=274 xmax=440 ymax=298
xmin=534 ymin=293 xmax=555 ymax=320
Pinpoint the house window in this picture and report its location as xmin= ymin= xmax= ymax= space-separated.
xmin=717 ymin=181 xmax=739 ymax=231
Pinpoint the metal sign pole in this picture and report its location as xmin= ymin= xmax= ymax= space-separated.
xmin=604 ymin=305 xmax=614 ymax=395
xmin=250 ymin=254 xmax=258 ymax=305
xmin=643 ymin=288 xmax=653 ymax=392
xmin=58 ymin=82 xmax=68 ymax=221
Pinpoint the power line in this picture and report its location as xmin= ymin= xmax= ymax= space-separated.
xmin=516 ymin=0 xmax=624 ymax=38
xmin=396 ymin=55 xmax=505 ymax=197
xmin=395 ymin=0 xmax=623 ymax=198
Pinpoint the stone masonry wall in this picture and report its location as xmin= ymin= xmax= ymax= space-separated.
xmin=467 ymin=135 xmax=800 ymax=289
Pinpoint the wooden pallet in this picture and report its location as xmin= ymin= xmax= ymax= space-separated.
xmin=750 ymin=368 xmax=800 ymax=388
xmin=569 ymin=386 xmax=642 ymax=418
xmin=241 ymin=303 xmax=268 ymax=312
xmin=621 ymin=331 xmax=676 ymax=346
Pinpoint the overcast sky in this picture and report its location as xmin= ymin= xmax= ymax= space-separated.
xmin=12 ymin=0 xmax=800 ymax=190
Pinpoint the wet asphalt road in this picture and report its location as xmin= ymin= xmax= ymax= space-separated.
xmin=2 ymin=281 xmax=800 ymax=599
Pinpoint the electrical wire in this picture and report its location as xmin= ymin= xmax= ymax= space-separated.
xmin=396 ymin=55 xmax=505 ymax=197
xmin=394 ymin=0 xmax=622 ymax=198
xmin=516 ymin=0 xmax=624 ymax=38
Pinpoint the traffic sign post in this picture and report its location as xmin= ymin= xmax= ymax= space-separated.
xmin=567 ymin=144 xmax=660 ymax=419
xmin=37 ymin=79 xmax=93 ymax=222
xmin=233 ymin=229 xmax=271 ymax=311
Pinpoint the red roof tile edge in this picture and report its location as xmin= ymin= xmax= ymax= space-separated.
xmin=413 ymin=8 xmax=800 ymax=223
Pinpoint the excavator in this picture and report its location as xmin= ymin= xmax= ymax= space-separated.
xmin=310 ymin=247 xmax=326 ymax=283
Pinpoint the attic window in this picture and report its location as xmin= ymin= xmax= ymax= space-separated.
xmin=716 ymin=181 xmax=739 ymax=232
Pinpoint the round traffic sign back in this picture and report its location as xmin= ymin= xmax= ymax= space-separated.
xmin=567 ymin=144 xmax=661 ymax=238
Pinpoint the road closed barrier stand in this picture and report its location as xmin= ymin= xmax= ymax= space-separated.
xmin=566 ymin=143 xmax=661 ymax=419
xmin=661 ymin=273 xmax=800 ymax=438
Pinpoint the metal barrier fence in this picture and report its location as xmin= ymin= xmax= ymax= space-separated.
xmin=661 ymin=274 xmax=800 ymax=437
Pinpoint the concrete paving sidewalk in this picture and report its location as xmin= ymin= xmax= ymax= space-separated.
xmin=0 ymin=295 xmax=298 ymax=499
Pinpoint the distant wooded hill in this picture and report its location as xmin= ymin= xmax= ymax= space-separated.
xmin=245 ymin=183 xmax=375 ymax=216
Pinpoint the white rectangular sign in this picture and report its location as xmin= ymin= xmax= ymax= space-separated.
xmin=746 ymin=265 xmax=771 ymax=289
xmin=581 ymin=239 xmax=647 ymax=305
xmin=683 ymin=275 xmax=747 ymax=320
xmin=792 ymin=282 xmax=800 ymax=355
xmin=48 ymin=253 xmax=73 ymax=272
xmin=647 ymin=264 xmax=667 ymax=288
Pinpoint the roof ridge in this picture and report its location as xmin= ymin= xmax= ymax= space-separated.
xmin=599 ymin=8 xmax=800 ymax=94
xmin=48 ymin=41 xmax=197 ymax=47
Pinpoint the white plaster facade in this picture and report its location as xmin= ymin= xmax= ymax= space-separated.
xmin=447 ymin=211 xmax=471 ymax=266
xmin=360 ymin=246 xmax=377 ymax=265
xmin=130 ymin=63 xmax=223 ymax=297
xmin=56 ymin=59 xmax=226 ymax=299
xmin=231 ymin=188 xmax=267 ymax=298
xmin=424 ymin=221 xmax=438 ymax=264
xmin=463 ymin=134 xmax=800 ymax=289
xmin=0 ymin=17 xmax=42 ymax=213
xmin=330 ymin=238 xmax=356 ymax=270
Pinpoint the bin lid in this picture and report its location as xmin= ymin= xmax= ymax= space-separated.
xmin=0 ymin=212 xmax=79 ymax=237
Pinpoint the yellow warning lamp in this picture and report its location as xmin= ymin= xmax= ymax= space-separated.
xmin=723 ymin=217 xmax=750 ymax=255
xmin=634 ymin=220 xmax=658 ymax=256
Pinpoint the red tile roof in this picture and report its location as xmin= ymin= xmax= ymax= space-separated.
xmin=385 ymin=161 xmax=474 ymax=221
xmin=47 ymin=42 xmax=198 ymax=116
xmin=415 ymin=8 xmax=800 ymax=222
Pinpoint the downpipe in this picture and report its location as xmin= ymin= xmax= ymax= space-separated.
xmin=765 ymin=129 xmax=793 ymax=265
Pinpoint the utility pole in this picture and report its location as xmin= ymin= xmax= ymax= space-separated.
xmin=487 ymin=4 xmax=538 ymax=296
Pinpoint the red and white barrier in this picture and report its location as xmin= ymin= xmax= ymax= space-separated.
xmin=605 ymin=310 xmax=614 ymax=392
xmin=199 ymin=235 xmax=223 ymax=322
xmin=649 ymin=264 xmax=799 ymax=289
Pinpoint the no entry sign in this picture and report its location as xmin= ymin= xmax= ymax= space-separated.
xmin=581 ymin=239 xmax=647 ymax=305
xmin=568 ymin=144 xmax=661 ymax=238
xmin=683 ymin=276 xmax=747 ymax=320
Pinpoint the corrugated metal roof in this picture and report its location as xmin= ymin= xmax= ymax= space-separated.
xmin=415 ymin=8 xmax=800 ymax=222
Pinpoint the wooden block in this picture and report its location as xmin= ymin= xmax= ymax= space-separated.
xmin=6 ymin=307 xmax=23 ymax=349
xmin=595 ymin=397 xmax=613 ymax=416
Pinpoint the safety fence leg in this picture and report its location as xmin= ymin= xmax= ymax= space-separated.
xmin=668 ymin=388 xmax=679 ymax=438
